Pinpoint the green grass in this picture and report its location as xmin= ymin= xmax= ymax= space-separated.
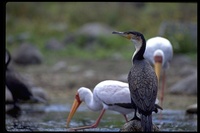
xmin=6 ymin=2 xmax=197 ymax=64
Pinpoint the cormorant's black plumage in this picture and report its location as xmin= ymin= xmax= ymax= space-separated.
xmin=113 ymin=31 xmax=158 ymax=132
xmin=128 ymin=31 xmax=157 ymax=132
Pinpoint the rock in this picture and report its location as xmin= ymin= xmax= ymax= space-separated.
xmin=52 ymin=61 xmax=67 ymax=72
xmin=171 ymin=54 xmax=195 ymax=67
xmin=77 ymin=22 xmax=114 ymax=37
xmin=30 ymin=87 xmax=49 ymax=104
xmin=158 ymin=21 xmax=197 ymax=46
xmin=5 ymin=87 xmax=13 ymax=103
xmin=45 ymin=38 xmax=64 ymax=50
xmin=186 ymin=103 xmax=197 ymax=114
xmin=169 ymin=72 xmax=197 ymax=95
xmin=120 ymin=119 xmax=159 ymax=132
xmin=178 ymin=66 xmax=196 ymax=77
xmin=13 ymin=43 xmax=43 ymax=65
xmin=5 ymin=87 xmax=14 ymax=112
xmin=63 ymin=22 xmax=114 ymax=49
xmin=83 ymin=70 xmax=95 ymax=78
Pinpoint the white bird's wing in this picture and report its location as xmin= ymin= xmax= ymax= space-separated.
xmin=93 ymin=80 xmax=131 ymax=106
xmin=92 ymin=80 xmax=162 ymax=113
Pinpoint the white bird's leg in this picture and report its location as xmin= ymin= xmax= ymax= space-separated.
xmin=123 ymin=115 xmax=128 ymax=122
xmin=160 ymin=70 xmax=166 ymax=108
xmin=68 ymin=109 xmax=106 ymax=131
xmin=159 ymin=70 xmax=166 ymax=120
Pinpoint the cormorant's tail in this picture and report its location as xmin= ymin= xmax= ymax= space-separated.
xmin=141 ymin=114 xmax=152 ymax=132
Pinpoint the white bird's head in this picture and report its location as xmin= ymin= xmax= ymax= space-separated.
xmin=153 ymin=50 xmax=164 ymax=80
xmin=66 ymin=87 xmax=87 ymax=127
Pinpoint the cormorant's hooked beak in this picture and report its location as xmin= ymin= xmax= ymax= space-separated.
xmin=112 ymin=31 xmax=131 ymax=40
xmin=66 ymin=93 xmax=82 ymax=127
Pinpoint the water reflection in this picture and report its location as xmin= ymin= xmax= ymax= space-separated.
xmin=5 ymin=104 xmax=197 ymax=132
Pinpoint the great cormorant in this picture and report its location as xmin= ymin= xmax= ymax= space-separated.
xmin=112 ymin=31 xmax=158 ymax=132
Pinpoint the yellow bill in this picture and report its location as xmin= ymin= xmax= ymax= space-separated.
xmin=154 ymin=61 xmax=162 ymax=82
xmin=66 ymin=94 xmax=82 ymax=127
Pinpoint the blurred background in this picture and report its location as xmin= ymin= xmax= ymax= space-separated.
xmin=5 ymin=2 xmax=197 ymax=131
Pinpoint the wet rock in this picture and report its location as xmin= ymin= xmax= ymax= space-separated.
xmin=7 ymin=120 xmax=38 ymax=131
xmin=186 ymin=103 xmax=197 ymax=114
xmin=120 ymin=119 xmax=159 ymax=132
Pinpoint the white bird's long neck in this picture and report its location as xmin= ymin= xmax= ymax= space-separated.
xmin=83 ymin=89 xmax=103 ymax=111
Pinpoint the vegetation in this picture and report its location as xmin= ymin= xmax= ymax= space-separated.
xmin=6 ymin=2 xmax=197 ymax=64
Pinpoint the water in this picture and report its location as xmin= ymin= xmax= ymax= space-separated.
xmin=5 ymin=104 xmax=197 ymax=132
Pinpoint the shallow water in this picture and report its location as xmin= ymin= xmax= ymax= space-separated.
xmin=5 ymin=103 xmax=197 ymax=132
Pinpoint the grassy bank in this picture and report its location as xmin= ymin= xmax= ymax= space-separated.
xmin=6 ymin=2 xmax=197 ymax=64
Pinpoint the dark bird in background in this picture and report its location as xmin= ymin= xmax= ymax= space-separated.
xmin=113 ymin=31 xmax=158 ymax=132
xmin=5 ymin=49 xmax=45 ymax=118
xmin=6 ymin=50 xmax=37 ymax=103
